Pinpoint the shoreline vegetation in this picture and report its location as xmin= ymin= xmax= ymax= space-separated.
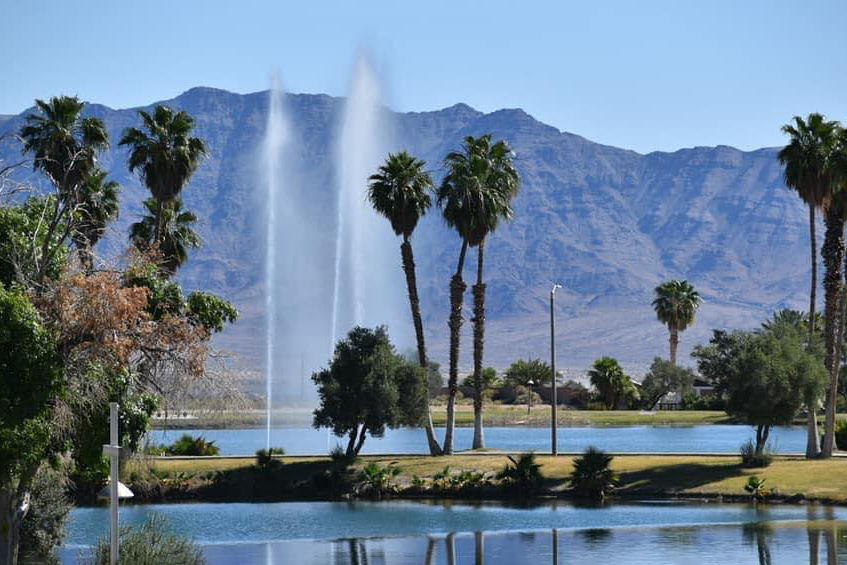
xmin=116 ymin=454 xmax=847 ymax=507
xmin=152 ymin=408 xmax=809 ymax=429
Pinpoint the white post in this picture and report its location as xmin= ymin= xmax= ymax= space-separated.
xmin=109 ymin=402 xmax=119 ymax=565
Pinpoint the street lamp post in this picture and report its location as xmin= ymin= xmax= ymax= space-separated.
xmin=100 ymin=402 xmax=133 ymax=565
xmin=550 ymin=283 xmax=562 ymax=456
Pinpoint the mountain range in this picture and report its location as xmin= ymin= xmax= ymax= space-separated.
xmin=0 ymin=87 xmax=812 ymax=376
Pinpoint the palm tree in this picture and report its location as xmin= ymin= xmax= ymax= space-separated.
xmin=119 ymin=105 xmax=207 ymax=243
xmin=72 ymin=168 xmax=120 ymax=272
xmin=437 ymin=135 xmax=519 ymax=452
xmin=652 ymin=280 xmax=701 ymax=365
xmin=19 ymin=95 xmax=108 ymax=283
xmin=821 ymin=123 xmax=847 ymax=457
xmin=130 ymin=198 xmax=200 ymax=276
xmin=367 ymin=150 xmax=442 ymax=456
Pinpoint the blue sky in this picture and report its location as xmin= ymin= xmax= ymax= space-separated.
xmin=2 ymin=0 xmax=846 ymax=153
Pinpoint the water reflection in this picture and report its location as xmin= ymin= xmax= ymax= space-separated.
xmin=275 ymin=524 xmax=847 ymax=565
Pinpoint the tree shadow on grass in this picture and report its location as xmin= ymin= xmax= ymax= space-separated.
xmin=616 ymin=462 xmax=748 ymax=495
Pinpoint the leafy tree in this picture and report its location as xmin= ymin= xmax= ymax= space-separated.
xmin=72 ymin=168 xmax=120 ymax=272
xmin=503 ymin=358 xmax=551 ymax=388
xmin=367 ymin=151 xmax=442 ymax=455
xmin=313 ymin=326 xmax=426 ymax=457
xmin=694 ymin=324 xmax=826 ymax=455
xmin=438 ymin=134 xmax=520 ymax=451
xmin=652 ymin=279 xmax=701 ymax=365
xmin=639 ymin=357 xmax=695 ymax=410
xmin=69 ymin=365 xmax=157 ymax=499
xmin=0 ymin=286 xmax=64 ymax=565
xmin=462 ymin=367 xmax=499 ymax=389
xmin=764 ymin=308 xmax=825 ymax=457
xmin=130 ymin=198 xmax=200 ymax=276
xmin=588 ymin=357 xmax=636 ymax=410
xmin=19 ymin=96 xmax=108 ymax=285
xmin=119 ymin=105 xmax=207 ymax=243
xmin=19 ymin=466 xmax=70 ymax=564
xmin=0 ymin=198 xmax=68 ymax=288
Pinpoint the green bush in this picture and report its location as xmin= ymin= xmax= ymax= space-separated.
xmin=744 ymin=476 xmax=767 ymax=501
xmin=312 ymin=446 xmax=355 ymax=494
xmin=255 ymin=447 xmax=284 ymax=471
xmin=835 ymin=421 xmax=847 ymax=451
xmin=357 ymin=462 xmax=400 ymax=498
xmin=93 ymin=514 xmax=205 ymax=565
xmin=20 ymin=466 xmax=71 ymax=563
xmin=497 ymin=453 xmax=544 ymax=495
xmin=740 ymin=439 xmax=773 ymax=468
xmin=161 ymin=434 xmax=220 ymax=456
xmin=568 ymin=447 xmax=617 ymax=499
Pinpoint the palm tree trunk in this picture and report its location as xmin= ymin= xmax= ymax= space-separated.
xmin=400 ymin=238 xmax=442 ymax=456
xmin=669 ymin=326 xmax=679 ymax=365
xmin=424 ymin=538 xmax=436 ymax=565
xmin=443 ymin=240 xmax=468 ymax=455
xmin=808 ymin=527 xmax=820 ymax=565
xmin=807 ymin=204 xmax=822 ymax=458
xmin=822 ymin=204 xmax=846 ymax=457
xmin=154 ymin=199 xmax=164 ymax=244
xmin=474 ymin=531 xmax=484 ymax=565
xmin=445 ymin=533 xmax=456 ymax=565
xmin=472 ymin=238 xmax=487 ymax=450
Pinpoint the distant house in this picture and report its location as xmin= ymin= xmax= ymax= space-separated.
xmin=693 ymin=378 xmax=715 ymax=397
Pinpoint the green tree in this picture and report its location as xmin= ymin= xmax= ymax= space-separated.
xmin=462 ymin=367 xmax=499 ymax=389
xmin=640 ymin=357 xmax=695 ymax=410
xmin=588 ymin=357 xmax=635 ymax=410
xmin=312 ymin=326 xmax=427 ymax=457
xmin=779 ymin=115 xmax=841 ymax=459
xmin=694 ymin=323 xmax=826 ymax=455
xmin=130 ymin=198 xmax=200 ymax=276
xmin=72 ymin=168 xmax=120 ymax=272
xmin=652 ymin=279 xmax=701 ymax=365
xmin=0 ymin=198 xmax=68 ymax=288
xmin=438 ymin=134 xmax=520 ymax=452
xmin=19 ymin=96 xmax=108 ymax=285
xmin=367 ymin=151 xmax=442 ymax=456
xmin=504 ymin=359 xmax=551 ymax=413
xmin=0 ymin=287 xmax=64 ymax=565
xmin=119 ymin=105 xmax=207 ymax=244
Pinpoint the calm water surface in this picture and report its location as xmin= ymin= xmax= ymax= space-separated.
xmin=147 ymin=424 xmax=808 ymax=455
xmin=61 ymin=501 xmax=847 ymax=564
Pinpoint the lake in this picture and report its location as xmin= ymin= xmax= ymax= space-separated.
xmin=147 ymin=424 xmax=808 ymax=455
xmin=61 ymin=500 xmax=847 ymax=564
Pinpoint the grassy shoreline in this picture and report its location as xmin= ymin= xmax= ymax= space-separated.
xmin=122 ymin=453 xmax=847 ymax=506
xmin=151 ymin=408 xmax=734 ymax=429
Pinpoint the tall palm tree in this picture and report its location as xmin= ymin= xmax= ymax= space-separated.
xmin=130 ymin=198 xmax=200 ymax=276
xmin=119 ymin=105 xmax=207 ymax=243
xmin=367 ymin=150 xmax=442 ymax=456
xmin=437 ymin=134 xmax=518 ymax=452
xmin=652 ymin=280 xmax=701 ymax=365
xmin=821 ymin=124 xmax=847 ymax=457
xmin=72 ymin=168 xmax=120 ymax=272
xmin=19 ymin=95 xmax=108 ymax=283
xmin=779 ymin=113 xmax=840 ymax=458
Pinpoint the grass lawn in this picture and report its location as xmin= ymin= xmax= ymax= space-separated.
xmin=140 ymin=453 xmax=847 ymax=502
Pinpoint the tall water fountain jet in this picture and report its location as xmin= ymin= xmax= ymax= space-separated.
xmin=263 ymin=75 xmax=286 ymax=449
xmin=332 ymin=55 xmax=411 ymax=346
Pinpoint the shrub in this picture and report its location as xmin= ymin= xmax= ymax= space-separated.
xmin=740 ymin=439 xmax=773 ymax=468
xmin=835 ymin=421 xmax=847 ymax=451
xmin=20 ymin=466 xmax=71 ymax=563
xmin=93 ymin=514 xmax=205 ymax=565
xmin=497 ymin=453 xmax=544 ymax=495
xmin=162 ymin=434 xmax=220 ymax=456
xmin=255 ymin=447 xmax=284 ymax=471
xmin=744 ymin=476 xmax=767 ymax=501
xmin=312 ymin=446 xmax=355 ymax=494
xmin=568 ymin=447 xmax=617 ymax=500
xmin=357 ymin=462 xmax=400 ymax=498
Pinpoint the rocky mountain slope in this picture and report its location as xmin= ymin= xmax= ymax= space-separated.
xmin=0 ymin=87 xmax=811 ymax=374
